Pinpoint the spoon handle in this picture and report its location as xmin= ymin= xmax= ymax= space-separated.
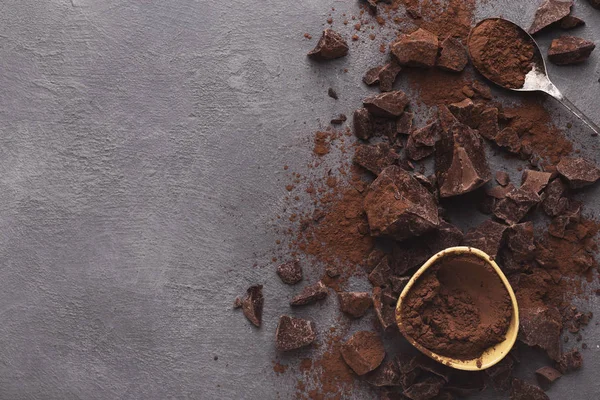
xmin=547 ymin=90 xmax=600 ymax=137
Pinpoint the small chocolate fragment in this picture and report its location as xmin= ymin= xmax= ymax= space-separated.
xmin=391 ymin=28 xmax=439 ymax=68
xmin=275 ymin=315 xmax=317 ymax=351
xmin=528 ymin=0 xmax=574 ymax=35
xmin=277 ymin=260 xmax=303 ymax=285
xmin=494 ymin=187 xmax=541 ymax=225
xmin=364 ymin=166 xmax=439 ymax=240
xmin=365 ymin=361 xmax=402 ymax=387
xmin=242 ymin=285 xmax=264 ymax=327
xmin=372 ymin=117 xmax=399 ymax=140
xmin=519 ymin=306 xmax=562 ymax=361
xmin=510 ymin=378 xmax=549 ymax=400
xmin=486 ymin=356 xmax=514 ymax=390
xmin=496 ymin=171 xmax=510 ymax=186
xmin=340 ymin=331 xmax=386 ymax=375
xmin=486 ymin=183 xmax=516 ymax=199
xmin=338 ymin=292 xmax=373 ymax=318
xmin=557 ymin=348 xmax=583 ymax=373
xmin=406 ymin=122 xmax=442 ymax=161
xmin=233 ymin=297 xmax=243 ymax=308
xmin=353 ymin=108 xmax=373 ymax=140
xmin=365 ymin=248 xmax=386 ymax=272
xmin=447 ymin=98 xmax=475 ymax=125
xmin=325 ymin=265 xmax=341 ymax=277
xmin=521 ymin=169 xmax=552 ymax=193
xmin=307 ymin=29 xmax=349 ymax=60
xmin=330 ymin=114 xmax=347 ymax=125
xmin=389 ymin=275 xmax=410 ymax=294
xmin=379 ymin=60 xmax=403 ymax=92
xmin=369 ymin=257 xmax=392 ymax=287
xmin=472 ymin=81 xmax=493 ymax=100
xmin=557 ymin=157 xmax=600 ymax=188
xmin=559 ymin=15 xmax=585 ymax=29
xmin=363 ymin=91 xmax=409 ymax=118
xmin=590 ymin=0 xmax=600 ymax=9
xmin=363 ymin=65 xmax=383 ymax=85
xmin=542 ymin=178 xmax=569 ymax=216
xmin=495 ymin=127 xmax=521 ymax=154
xmin=397 ymin=112 xmax=414 ymax=136
xmin=535 ymin=366 xmax=562 ymax=387
xmin=549 ymin=36 xmax=596 ymax=65
xmin=437 ymin=36 xmax=468 ymax=72
xmin=290 ymin=281 xmax=328 ymax=306
xmin=353 ymin=143 xmax=399 ymax=175
xmin=408 ymin=354 xmax=451 ymax=382
xmin=328 ymin=87 xmax=338 ymax=99
xmin=478 ymin=107 xmax=499 ymax=140
xmin=404 ymin=376 xmax=446 ymax=400
xmin=390 ymin=239 xmax=432 ymax=276
xmin=463 ymin=220 xmax=508 ymax=258
xmin=502 ymin=222 xmax=535 ymax=271
xmin=373 ymin=286 xmax=397 ymax=331
xmin=427 ymin=221 xmax=464 ymax=253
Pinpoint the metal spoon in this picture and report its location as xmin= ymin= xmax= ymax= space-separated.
xmin=468 ymin=18 xmax=600 ymax=136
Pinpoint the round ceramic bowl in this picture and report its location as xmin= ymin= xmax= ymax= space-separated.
xmin=395 ymin=246 xmax=519 ymax=371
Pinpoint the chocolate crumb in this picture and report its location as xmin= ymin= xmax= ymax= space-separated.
xmin=353 ymin=108 xmax=373 ymax=140
xmin=557 ymin=348 xmax=583 ymax=373
xmin=353 ymin=143 xmax=399 ymax=175
xmin=559 ymin=15 xmax=585 ymax=30
xmin=496 ymin=171 xmax=510 ymax=186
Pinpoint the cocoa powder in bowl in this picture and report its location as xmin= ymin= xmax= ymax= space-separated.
xmin=401 ymin=253 xmax=512 ymax=361
xmin=468 ymin=18 xmax=535 ymax=89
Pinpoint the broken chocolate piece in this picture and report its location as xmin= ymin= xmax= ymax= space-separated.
xmin=486 ymin=356 xmax=514 ymax=391
xmin=447 ymin=98 xmax=475 ymax=126
xmin=535 ymin=366 xmax=562 ymax=387
xmin=557 ymin=157 xmax=600 ymax=188
xmin=365 ymin=361 xmax=402 ymax=387
xmin=363 ymin=65 xmax=383 ymax=85
xmin=437 ymin=36 xmax=468 ymax=72
xmin=486 ymin=183 xmax=516 ymax=199
xmin=463 ymin=220 xmax=508 ymax=258
xmin=557 ymin=348 xmax=583 ymax=373
xmin=379 ymin=60 xmax=403 ymax=92
xmin=397 ymin=112 xmax=414 ymax=136
xmin=330 ymin=114 xmax=347 ymax=125
xmin=590 ymin=0 xmax=600 ymax=9
xmin=363 ymin=91 xmax=410 ymax=118
xmin=472 ymin=81 xmax=493 ymax=100
xmin=364 ymin=166 xmax=439 ymax=240
xmin=519 ymin=306 xmax=562 ymax=361
xmin=510 ymin=378 xmax=549 ymax=400
xmin=390 ymin=239 xmax=432 ymax=276
xmin=275 ymin=315 xmax=317 ymax=351
xmin=338 ymin=292 xmax=373 ymax=318
xmin=496 ymin=171 xmax=510 ymax=186
xmin=373 ymin=286 xmax=397 ymax=331
xmin=328 ymin=87 xmax=338 ymax=99
xmin=494 ymin=187 xmax=541 ymax=225
xmin=528 ymin=0 xmax=573 ymax=35
xmin=435 ymin=107 xmax=492 ymax=197
xmin=478 ymin=108 xmax=499 ymax=140
xmin=369 ymin=257 xmax=392 ymax=287
xmin=427 ymin=221 xmax=464 ymax=253
xmin=495 ymin=127 xmax=521 ymax=154
xmin=353 ymin=108 xmax=373 ymax=140
xmin=548 ymin=36 xmax=596 ymax=65
xmin=340 ymin=331 xmax=386 ymax=375
xmin=559 ymin=15 xmax=585 ymax=29
xmin=233 ymin=297 xmax=243 ymax=308
xmin=406 ymin=122 xmax=442 ymax=161
xmin=391 ymin=28 xmax=439 ymax=68
xmin=542 ymin=178 xmax=569 ymax=216
xmin=353 ymin=143 xmax=399 ymax=175
xmin=404 ymin=376 xmax=445 ymax=400
xmin=290 ymin=281 xmax=328 ymax=306
xmin=365 ymin=248 xmax=386 ymax=272
xmin=521 ymin=169 xmax=552 ymax=193
xmin=242 ymin=285 xmax=264 ymax=327
xmin=307 ymin=29 xmax=349 ymax=60
xmin=502 ymin=222 xmax=536 ymax=272
xmin=372 ymin=117 xmax=399 ymax=140
xmin=389 ymin=275 xmax=410 ymax=294
xmin=408 ymin=354 xmax=451 ymax=382
xmin=277 ymin=260 xmax=303 ymax=284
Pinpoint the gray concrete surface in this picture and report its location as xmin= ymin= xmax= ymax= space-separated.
xmin=0 ymin=0 xmax=599 ymax=399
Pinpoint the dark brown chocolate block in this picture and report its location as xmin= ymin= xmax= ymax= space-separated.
xmin=340 ymin=331 xmax=386 ymax=375
xmin=535 ymin=366 xmax=562 ymax=387
xmin=390 ymin=28 xmax=439 ymax=67
xmin=363 ymin=91 xmax=409 ymax=118
xmin=353 ymin=108 xmax=373 ymax=140
xmin=548 ymin=36 xmax=596 ymax=65
xmin=275 ymin=315 xmax=316 ymax=351
xmin=307 ymin=29 xmax=349 ymax=60
xmin=557 ymin=157 xmax=600 ymax=188
xmin=559 ymin=15 xmax=585 ymax=30
xmin=353 ymin=143 xmax=399 ymax=175
xmin=242 ymin=285 xmax=264 ymax=327
xmin=338 ymin=292 xmax=373 ymax=318
xmin=379 ymin=60 xmax=403 ymax=92
xmin=542 ymin=178 xmax=569 ymax=216
xmin=437 ymin=36 xmax=468 ymax=72
xmin=463 ymin=219 xmax=507 ymax=258
xmin=290 ymin=281 xmax=328 ymax=306
xmin=510 ymin=378 xmax=549 ymax=400
xmin=406 ymin=122 xmax=441 ymax=161
xmin=493 ymin=187 xmax=541 ymax=225
xmin=518 ymin=305 xmax=562 ymax=361
xmin=528 ymin=0 xmax=573 ymax=35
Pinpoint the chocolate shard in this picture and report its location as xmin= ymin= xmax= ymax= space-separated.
xmin=463 ymin=220 xmax=508 ymax=258
xmin=389 ymin=275 xmax=410 ymax=294
xmin=290 ymin=281 xmax=328 ymax=306
xmin=340 ymin=331 xmax=386 ymax=375
xmin=390 ymin=238 xmax=432 ymax=276
xmin=233 ymin=297 xmax=243 ymax=308
xmin=379 ymin=60 xmax=403 ymax=92
xmin=557 ymin=348 xmax=583 ymax=373
xmin=495 ymin=127 xmax=521 ymax=154
xmin=435 ymin=106 xmax=492 ymax=197
xmin=528 ymin=0 xmax=573 ymax=35
xmin=277 ymin=260 xmax=303 ymax=285
xmin=496 ymin=171 xmax=510 ymax=186
xmin=242 ymin=285 xmax=264 ymax=327
xmin=330 ymin=114 xmax=347 ymax=125
xmin=510 ymin=378 xmax=549 ymax=400
xmin=275 ymin=315 xmax=317 ymax=351
xmin=521 ymin=170 xmax=552 ymax=193
xmin=502 ymin=222 xmax=535 ymax=272
xmin=486 ymin=356 xmax=514 ymax=391
xmin=548 ymin=202 xmax=583 ymax=240
xmin=427 ymin=220 xmax=464 ymax=253
xmin=493 ymin=187 xmax=541 ymax=225
xmin=542 ymin=178 xmax=569 ymax=216
xmin=391 ymin=28 xmax=439 ymax=68
xmin=365 ymin=361 xmax=402 ymax=387
xmin=519 ymin=306 xmax=562 ymax=361
xmin=353 ymin=108 xmax=373 ymax=140
xmin=397 ymin=112 xmax=414 ymax=136
xmin=478 ymin=107 xmax=499 ymax=140
xmin=363 ymin=65 xmax=383 ymax=85
xmin=409 ymin=354 xmax=451 ymax=382
xmin=373 ymin=286 xmax=397 ymax=331
xmin=535 ymin=366 xmax=562 ymax=387
xmin=404 ymin=376 xmax=446 ymax=400
xmin=557 ymin=157 xmax=600 ymax=188
xmin=437 ymin=36 xmax=468 ymax=72
xmin=363 ymin=90 xmax=410 ymax=118
xmin=559 ymin=15 xmax=585 ymax=29
xmin=445 ymin=371 xmax=486 ymax=397
xmin=364 ymin=166 xmax=439 ymax=240
xmin=327 ymin=87 xmax=338 ymax=99
xmin=548 ymin=36 xmax=596 ymax=65
xmin=338 ymin=292 xmax=373 ymax=318
xmin=372 ymin=117 xmax=399 ymax=140
xmin=447 ymin=98 xmax=475 ymax=126
xmin=307 ymin=29 xmax=349 ymax=60
xmin=472 ymin=81 xmax=493 ymax=100
xmin=353 ymin=143 xmax=399 ymax=175
xmin=486 ymin=183 xmax=516 ymax=199
xmin=369 ymin=257 xmax=392 ymax=287
xmin=406 ymin=122 xmax=442 ymax=161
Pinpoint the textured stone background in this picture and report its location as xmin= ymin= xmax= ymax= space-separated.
xmin=0 ymin=0 xmax=599 ymax=399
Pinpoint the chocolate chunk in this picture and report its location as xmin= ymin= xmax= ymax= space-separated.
xmin=391 ymin=28 xmax=439 ymax=68
xmin=510 ymin=378 xmax=549 ymax=400
xmin=277 ymin=260 xmax=303 ymax=284
xmin=353 ymin=108 xmax=373 ymax=140
xmin=427 ymin=221 xmax=464 ymax=253
xmin=307 ymin=29 xmax=349 ymax=60
xmin=404 ymin=376 xmax=445 ymax=400
xmin=340 ymin=331 xmax=386 ymax=375
xmin=590 ymin=0 xmax=600 ymax=9
xmin=478 ymin=108 xmax=499 ymax=140
xmin=290 ymin=281 xmax=328 ymax=306
xmin=535 ymin=366 xmax=562 ymax=387
xmin=463 ymin=220 xmax=508 ymax=258
xmin=373 ymin=286 xmax=397 ymax=331
xmin=557 ymin=348 xmax=583 ymax=373
xmin=406 ymin=122 xmax=442 ymax=161
xmin=364 ymin=166 xmax=439 ymax=240
xmin=445 ymin=371 xmax=486 ymax=397
xmin=447 ymin=98 xmax=474 ymax=125
xmin=363 ymin=91 xmax=410 ymax=118
xmin=559 ymin=15 xmax=585 ymax=29
xmin=495 ymin=127 xmax=521 ymax=154
xmin=435 ymin=106 xmax=492 ymax=197
xmin=521 ymin=170 xmax=552 ymax=193
xmin=365 ymin=248 xmax=386 ymax=272
xmin=528 ymin=0 xmax=573 ymax=35
xmin=548 ymin=202 xmax=583 ymax=240
xmin=486 ymin=183 xmax=516 ymax=199
xmin=437 ymin=36 xmax=468 ymax=72
xmin=486 ymin=356 xmax=514 ymax=390
xmin=557 ymin=157 xmax=600 ymax=188
xmin=472 ymin=81 xmax=493 ymax=100
xmin=549 ymin=36 xmax=595 ymax=65
xmin=242 ymin=285 xmax=264 ymax=327
xmin=502 ymin=222 xmax=535 ymax=271
xmin=328 ymin=87 xmax=338 ymax=99
xmin=365 ymin=361 xmax=402 ymax=387
xmin=353 ymin=143 xmax=399 ymax=175
xmin=494 ymin=187 xmax=541 ymax=225
xmin=372 ymin=117 xmax=399 ymax=140
xmin=369 ymin=257 xmax=392 ymax=287
xmin=363 ymin=65 xmax=383 ymax=85
xmin=379 ymin=60 xmax=403 ymax=92
xmin=380 ymin=390 xmax=407 ymax=400
xmin=390 ymin=239 xmax=432 ymax=276
xmin=389 ymin=275 xmax=410 ymax=294
xmin=397 ymin=112 xmax=414 ymax=136
xmin=409 ymin=354 xmax=451 ymax=382
xmin=339 ymin=292 xmax=373 ymax=318
xmin=519 ymin=306 xmax=562 ymax=361
xmin=331 ymin=114 xmax=347 ymax=125
xmin=542 ymin=178 xmax=569 ymax=216
xmin=496 ymin=171 xmax=510 ymax=186
xmin=275 ymin=315 xmax=317 ymax=351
